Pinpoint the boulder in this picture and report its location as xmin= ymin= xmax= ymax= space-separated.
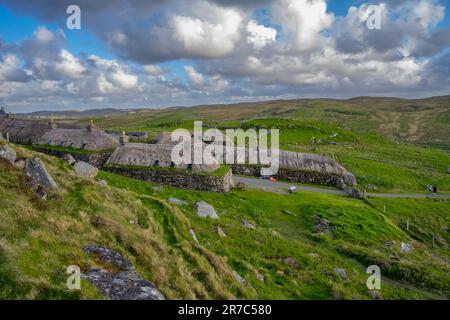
xmin=25 ymin=158 xmax=57 ymax=189
xmin=241 ymin=220 xmax=256 ymax=230
xmin=63 ymin=154 xmax=76 ymax=165
xmin=82 ymin=245 xmax=165 ymax=300
xmin=168 ymin=198 xmax=188 ymax=206
xmin=194 ymin=201 xmax=219 ymax=219
xmin=74 ymin=161 xmax=98 ymax=179
xmin=0 ymin=145 xmax=16 ymax=164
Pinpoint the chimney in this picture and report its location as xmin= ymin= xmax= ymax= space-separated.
xmin=87 ymin=119 xmax=96 ymax=132
xmin=119 ymin=131 xmax=129 ymax=145
xmin=49 ymin=115 xmax=57 ymax=129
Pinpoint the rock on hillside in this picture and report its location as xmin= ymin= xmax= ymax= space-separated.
xmin=25 ymin=157 xmax=58 ymax=189
xmin=0 ymin=145 xmax=16 ymax=164
xmin=74 ymin=161 xmax=98 ymax=179
xmin=82 ymin=245 xmax=165 ymax=300
xmin=195 ymin=201 xmax=219 ymax=219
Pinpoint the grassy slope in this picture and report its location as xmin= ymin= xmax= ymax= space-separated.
xmin=1 ymin=142 xmax=449 ymax=299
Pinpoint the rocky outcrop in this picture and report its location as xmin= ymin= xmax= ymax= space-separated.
xmin=0 ymin=145 xmax=16 ymax=164
xmin=195 ymin=201 xmax=219 ymax=219
xmin=25 ymin=158 xmax=57 ymax=189
xmin=82 ymin=245 xmax=165 ymax=300
xmin=74 ymin=161 xmax=98 ymax=179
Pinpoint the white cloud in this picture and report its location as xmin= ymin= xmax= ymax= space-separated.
xmin=171 ymin=5 xmax=242 ymax=58
xmin=33 ymin=26 xmax=56 ymax=43
xmin=184 ymin=65 xmax=204 ymax=86
xmin=143 ymin=64 xmax=163 ymax=75
xmin=54 ymin=49 xmax=86 ymax=79
xmin=246 ymin=20 xmax=277 ymax=49
xmin=273 ymin=0 xmax=334 ymax=51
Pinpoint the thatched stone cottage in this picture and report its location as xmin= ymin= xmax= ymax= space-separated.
xmin=0 ymin=118 xmax=52 ymax=145
xmin=105 ymin=137 xmax=233 ymax=192
xmin=38 ymin=122 xmax=119 ymax=151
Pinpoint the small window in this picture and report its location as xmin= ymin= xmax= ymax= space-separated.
xmin=154 ymin=160 xmax=160 ymax=166
xmin=187 ymin=164 xmax=193 ymax=170
xmin=170 ymin=161 xmax=175 ymax=168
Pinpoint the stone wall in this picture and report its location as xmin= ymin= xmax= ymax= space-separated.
xmin=231 ymin=164 xmax=356 ymax=188
xmin=31 ymin=146 xmax=112 ymax=168
xmin=104 ymin=166 xmax=234 ymax=192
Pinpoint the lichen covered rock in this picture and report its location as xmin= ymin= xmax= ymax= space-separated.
xmin=25 ymin=157 xmax=57 ymax=189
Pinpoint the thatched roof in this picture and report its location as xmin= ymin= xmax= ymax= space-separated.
xmin=141 ymin=131 xmax=350 ymax=175
xmin=39 ymin=128 xmax=119 ymax=151
xmin=0 ymin=118 xmax=51 ymax=144
xmin=107 ymin=143 xmax=220 ymax=173
xmin=279 ymin=150 xmax=348 ymax=174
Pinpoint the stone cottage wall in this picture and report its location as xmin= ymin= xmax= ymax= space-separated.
xmin=31 ymin=146 xmax=112 ymax=168
xmin=104 ymin=166 xmax=234 ymax=192
xmin=231 ymin=164 xmax=356 ymax=188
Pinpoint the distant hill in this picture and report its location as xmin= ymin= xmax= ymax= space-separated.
xmin=20 ymin=108 xmax=136 ymax=118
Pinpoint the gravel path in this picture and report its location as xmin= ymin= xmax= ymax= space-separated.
xmin=233 ymin=176 xmax=450 ymax=199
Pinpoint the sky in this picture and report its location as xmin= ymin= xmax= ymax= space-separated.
xmin=0 ymin=0 xmax=449 ymax=112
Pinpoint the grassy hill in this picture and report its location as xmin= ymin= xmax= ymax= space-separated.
xmin=0 ymin=141 xmax=449 ymax=299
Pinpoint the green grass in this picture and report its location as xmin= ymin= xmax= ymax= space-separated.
xmin=97 ymin=170 xmax=450 ymax=299
xmin=1 ymin=142 xmax=449 ymax=299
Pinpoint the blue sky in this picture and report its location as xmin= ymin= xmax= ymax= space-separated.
xmin=0 ymin=0 xmax=449 ymax=112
